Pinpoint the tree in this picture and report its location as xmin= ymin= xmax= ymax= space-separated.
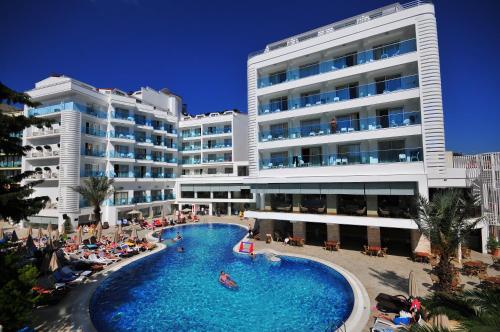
xmin=407 ymin=288 xmax=500 ymax=332
xmin=0 ymin=82 xmax=52 ymax=223
xmin=413 ymin=189 xmax=483 ymax=292
xmin=71 ymin=176 xmax=114 ymax=226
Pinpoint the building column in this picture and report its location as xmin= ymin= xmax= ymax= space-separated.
xmin=367 ymin=226 xmax=381 ymax=247
xmin=293 ymin=222 xmax=306 ymax=240
xmin=410 ymin=229 xmax=431 ymax=253
xmin=208 ymin=203 xmax=213 ymax=216
xmin=326 ymin=224 xmax=340 ymax=241
xmin=366 ymin=195 xmax=378 ymax=217
xmin=326 ymin=195 xmax=337 ymax=214
xmin=258 ymin=193 xmax=265 ymax=210
xmin=258 ymin=219 xmax=274 ymax=239
xmin=264 ymin=194 xmax=272 ymax=211
xmin=481 ymin=224 xmax=488 ymax=254
xmin=227 ymin=203 xmax=232 ymax=216
xmin=292 ymin=194 xmax=301 ymax=213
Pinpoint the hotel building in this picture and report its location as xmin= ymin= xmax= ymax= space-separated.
xmin=175 ymin=111 xmax=254 ymax=216
xmin=245 ymin=1 xmax=486 ymax=254
xmin=22 ymin=76 xmax=180 ymax=227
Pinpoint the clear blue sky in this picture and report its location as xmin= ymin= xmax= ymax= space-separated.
xmin=1 ymin=0 xmax=499 ymax=154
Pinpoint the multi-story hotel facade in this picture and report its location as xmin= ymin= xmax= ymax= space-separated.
xmin=175 ymin=111 xmax=255 ymax=216
xmin=22 ymin=76 xmax=181 ymax=227
xmin=244 ymin=1 xmax=486 ymax=255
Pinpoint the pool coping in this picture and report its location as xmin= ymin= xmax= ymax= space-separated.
xmin=67 ymin=222 xmax=369 ymax=332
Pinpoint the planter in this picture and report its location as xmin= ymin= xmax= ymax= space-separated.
xmin=493 ymin=248 xmax=500 ymax=257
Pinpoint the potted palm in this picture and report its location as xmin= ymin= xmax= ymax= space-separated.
xmin=487 ymin=236 xmax=500 ymax=256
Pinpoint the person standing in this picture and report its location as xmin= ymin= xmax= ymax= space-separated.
xmin=330 ymin=117 xmax=337 ymax=134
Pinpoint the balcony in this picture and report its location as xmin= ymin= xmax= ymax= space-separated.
xmin=28 ymin=146 xmax=60 ymax=158
xmin=258 ymin=38 xmax=417 ymax=88
xmin=28 ymin=101 xmax=107 ymax=118
xmin=164 ymin=143 xmax=177 ymax=149
xmin=135 ymin=118 xmax=153 ymax=127
xmin=112 ymin=171 xmax=135 ymax=178
xmin=180 ymin=145 xmax=201 ymax=151
xmin=182 ymin=159 xmax=201 ymax=165
xmin=29 ymin=127 xmax=61 ymax=137
xmin=203 ymin=143 xmax=232 ymax=150
xmin=111 ymin=111 xmax=135 ymax=122
xmin=135 ymin=154 xmax=153 ymax=161
xmin=80 ymin=170 xmax=106 ymax=177
xmin=181 ymin=131 xmax=202 ymax=138
xmin=203 ymin=157 xmax=233 ymax=163
xmin=82 ymin=127 xmax=106 ymax=137
xmin=259 ymin=111 xmax=421 ymax=142
xmin=108 ymin=197 xmax=134 ymax=206
xmin=0 ymin=160 xmax=21 ymax=168
xmin=203 ymin=128 xmax=232 ymax=135
xmin=135 ymin=136 xmax=153 ymax=144
xmin=108 ymin=151 xmax=135 ymax=159
xmin=81 ymin=148 xmax=106 ymax=158
xmin=108 ymin=131 xmax=135 ymax=140
xmin=258 ymin=75 xmax=419 ymax=115
xmin=260 ymin=147 xmax=423 ymax=169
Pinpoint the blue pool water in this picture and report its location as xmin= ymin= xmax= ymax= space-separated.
xmin=90 ymin=224 xmax=354 ymax=331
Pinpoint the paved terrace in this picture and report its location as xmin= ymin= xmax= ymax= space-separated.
xmin=1 ymin=217 xmax=498 ymax=332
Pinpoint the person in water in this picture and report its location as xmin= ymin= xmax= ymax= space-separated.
xmin=174 ymin=232 xmax=182 ymax=240
xmin=177 ymin=246 xmax=185 ymax=253
xmin=219 ymin=271 xmax=236 ymax=287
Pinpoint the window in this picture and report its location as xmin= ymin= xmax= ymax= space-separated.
xmin=299 ymin=62 xmax=319 ymax=78
xmin=300 ymin=118 xmax=320 ymax=136
xmin=224 ymin=138 xmax=232 ymax=147
xmin=113 ymin=192 xmax=129 ymax=205
xmin=224 ymin=167 xmax=233 ymax=174
xmin=270 ymin=151 xmax=288 ymax=165
xmin=237 ymin=166 xmax=248 ymax=176
xmin=223 ymin=124 xmax=231 ymax=133
xmin=269 ymin=96 xmax=288 ymax=112
xmin=375 ymin=74 xmax=401 ymax=94
xmin=373 ymin=40 xmax=400 ymax=60
xmin=336 ymin=113 xmax=359 ymax=132
xmin=224 ymin=153 xmax=232 ymax=162
xmin=208 ymin=154 xmax=216 ymax=162
xmin=300 ymin=90 xmax=320 ymax=107
xmin=270 ymin=123 xmax=288 ymax=139
xmin=208 ymin=168 xmax=216 ymax=174
xmin=338 ymin=144 xmax=361 ymax=164
xmin=378 ymin=140 xmax=405 ymax=163
xmin=269 ymin=70 xmax=287 ymax=85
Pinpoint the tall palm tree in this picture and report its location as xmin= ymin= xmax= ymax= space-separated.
xmin=71 ymin=176 xmax=114 ymax=226
xmin=407 ymin=288 xmax=500 ymax=332
xmin=413 ymin=189 xmax=483 ymax=292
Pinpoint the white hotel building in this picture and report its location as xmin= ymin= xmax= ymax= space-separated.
xmin=244 ymin=1 xmax=486 ymax=255
xmin=22 ymin=76 xmax=253 ymax=229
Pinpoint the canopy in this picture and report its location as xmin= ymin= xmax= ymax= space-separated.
xmin=127 ymin=210 xmax=142 ymax=215
xmin=48 ymin=252 xmax=61 ymax=272
xmin=37 ymin=227 xmax=43 ymax=240
xmin=76 ymin=227 xmax=83 ymax=245
xmin=0 ymin=227 xmax=4 ymax=240
xmin=26 ymin=234 xmax=37 ymax=257
xmin=11 ymin=230 xmax=18 ymax=242
xmin=131 ymin=226 xmax=138 ymax=240
xmin=113 ymin=228 xmax=120 ymax=243
xmin=182 ymin=208 xmax=192 ymax=213
xmin=28 ymin=226 xmax=33 ymax=236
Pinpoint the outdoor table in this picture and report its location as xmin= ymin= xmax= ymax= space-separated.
xmin=414 ymin=251 xmax=430 ymax=263
xmin=367 ymin=246 xmax=381 ymax=256
xmin=324 ymin=240 xmax=339 ymax=251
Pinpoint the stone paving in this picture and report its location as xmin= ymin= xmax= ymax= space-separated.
xmin=2 ymin=217 xmax=498 ymax=331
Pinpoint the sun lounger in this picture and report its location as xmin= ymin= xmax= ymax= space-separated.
xmin=371 ymin=317 xmax=400 ymax=332
xmin=375 ymin=293 xmax=410 ymax=314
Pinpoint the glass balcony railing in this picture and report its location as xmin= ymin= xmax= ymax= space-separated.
xmin=260 ymin=147 xmax=423 ymax=169
xmin=0 ymin=160 xmax=21 ymax=168
xmin=132 ymin=196 xmax=151 ymax=203
xmin=165 ymin=143 xmax=177 ymax=149
xmin=107 ymin=198 xmax=134 ymax=206
xmin=135 ymin=118 xmax=153 ymax=127
xmin=108 ymin=132 xmax=135 ymax=140
xmin=165 ymin=158 xmax=177 ymax=163
xmin=28 ymin=101 xmax=107 ymax=118
xmin=136 ymin=154 xmax=153 ymax=161
xmin=166 ymin=128 xmax=177 ymax=135
xmin=182 ymin=159 xmax=201 ymax=165
xmin=108 ymin=151 xmax=135 ymax=159
xmin=133 ymin=172 xmax=152 ymax=178
xmin=82 ymin=127 xmax=107 ymax=137
xmin=135 ymin=136 xmax=152 ymax=144
xmin=258 ymin=38 xmax=417 ymax=88
xmin=203 ymin=143 xmax=232 ymax=149
xmin=203 ymin=128 xmax=232 ymax=135
xmin=259 ymin=111 xmax=421 ymax=141
xmin=181 ymin=131 xmax=202 ymax=138
xmin=81 ymin=149 xmax=106 ymax=157
xmin=203 ymin=157 xmax=232 ymax=163
xmin=180 ymin=145 xmax=201 ymax=151
xmin=164 ymin=193 xmax=175 ymax=200
xmin=112 ymin=171 xmax=135 ymax=178
xmin=111 ymin=112 xmax=135 ymax=122
xmin=80 ymin=170 xmax=106 ymax=177
xmin=258 ymin=74 xmax=419 ymax=115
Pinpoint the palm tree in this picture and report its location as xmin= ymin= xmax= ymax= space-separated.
xmin=413 ymin=189 xmax=483 ymax=292
xmin=407 ymin=288 xmax=500 ymax=332
xmin=71 ymin=176 xmax=114 ymax=226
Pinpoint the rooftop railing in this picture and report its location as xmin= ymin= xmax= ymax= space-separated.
xmin=249 ymin=1 xmax=431 ymax=59
xmin=259 ymin=74 xmax=419 ymax=115
xmin=258 ymin=38 xmax=417 ymax=88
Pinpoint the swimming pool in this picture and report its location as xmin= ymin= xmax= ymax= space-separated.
xmin=90 ymin=223 xmax=355 ymax=331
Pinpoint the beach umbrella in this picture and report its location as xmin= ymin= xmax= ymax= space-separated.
xmin=26 ymin=234 xmax=37 ymax=257
xmin=127 ymin=209 xmax=142 ymax=216
xmin=131 ymin=226 xmax=138 ymax=240
xmin=0 ymin=227 xmax=4 ymax=240
xmin=96 ymin=222 xmax=102 ymax=241
xmin=46 ymin=224 xmax=53 ymax=248
xmin=54 ymin=228 xmax=60 ymax=241
xmin=118 ymin=223 xmax=122 ymax=235
xmin=48 ymin=251 xmax=61 ymax=272
xmin=409 ymin=270 xmax=419 ymax=298
xmin=28 ymin=226 xmax=33 ymax=237
xmin=113 ymin=228 xmax=120 ymax=243
xmin=37 ymin=227 xmax=43 ymax=240
xmin=11 ymin=230 xmax=18 ymax=242
xmin=76 ymin=226 xmax=83 ymax=245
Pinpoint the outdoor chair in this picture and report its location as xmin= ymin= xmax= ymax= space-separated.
xmin=378 ymin=247 xmax=388 ymax=257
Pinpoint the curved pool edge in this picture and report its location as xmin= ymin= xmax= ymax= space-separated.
xmin=67 ymin=230 xmax=167 ymax=332
xmin=252 ymin=248 xmax=370 ymax=332
xmin=76 ymin=222 xmax=368 ymax=332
